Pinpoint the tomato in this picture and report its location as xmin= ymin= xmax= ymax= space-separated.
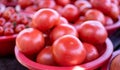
xmin=56 ymin=0 xmax=71 ymax=6
xmin=38 ymin=0 xmax=56 ymax=9
xmin=4 ymin=28 xmax=14 ymax=36
xmin=77 ymin=20 xmax=108 ymax=45
xmin=10 ymin=13 xmax=21 ymax=24
xmin=108 ymin=3 xmax=119 ymax=20
xmin=105 ymin=16 xmax=113 ymax=26
xmin=55 ymin=17 xmax=68 ymax=26
xmin=83 ymin=42 xmax=99 ymax=63
xmin=2 ymin=7 xmax=16 ymax=20
xmin=16 ymin=28 xmax=45 ymax=56
xmin=53 ymin=5 xmax=63 ymax=14
xmin=0 ymin=18 xmax=6 ymax=26
xmin=73 ymin=16 xmax=86 ymax=32
xmin=90 ymin=0 xmax=119 ymax=20
xmin=15 ymin=24 xmax=26 ymax=33
xmin=85 ymin=9 xmax=106 ymax=25
xmin=36 ymin=46 xmax=57 ymax=66
xmin=3 ymin=22 xmax=14 ymax=29
xmin=52 ymin=35 xmax=86 ymax=66
xmin=25 ymin=5 xmax=38 ymax=13
xmin=32 ymin=8 xmax=60 ymax=32
xmin=18 ymin=0 xmax=33 ymax=8
xmin=50 ymin=24 xmax=78 ymax=42
xmin=61 ymin=4 xmax=79 ymax=22
xmin=74 ymin=0 xmax=92 ymax=15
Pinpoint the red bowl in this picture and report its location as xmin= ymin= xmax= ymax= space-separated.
xmin=0 ymin=34 xmax=17 ymax=56
xmin=15 ymin=38 xmax=113 ymax=70
xmin=101 ymin=50 xmax=120 ymax=70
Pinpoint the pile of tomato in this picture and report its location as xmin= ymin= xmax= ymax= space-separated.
xmin=0 ymin=3 xmax=32 ymax=36
xmin=3 ymin=0 xmax=119 ymax=66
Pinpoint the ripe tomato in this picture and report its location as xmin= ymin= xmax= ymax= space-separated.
xmin=50 ymin=24 xmax=78 ymax=42
xmin=74 ymin=0 xmax=92 ymax=15
xmin=85 ymin=9 xmax=106 ymax=25
xmin=0 ymin=18 xmax=6 ymax=26
xmin=18 ymin=0 xmax=33 ymax=8
xmin=32 ymin=9 xmax=60 ymax=32
xmin=52 ymin=35 xmax=86 ymax=66
xmin=56 ymin=0 xmax=71 ymax=6
xmin=77 ymin=20 xmax=108 ymax=45
xmin=38 ymin=0 xmax=56 ymax=9
xmin=16 ymin=28 xmax=45 ymax=56
xmin=61 ymin=4 xmax=79 ymax=22
xmin=15 ymin=24 xmax=26 ymax=33
xmin=4 ymin=28 xmax=14 ymax=36
xmin=36 ymin=46 xmax=57 ymax=66
xmin=2 ymin=7 xmax=16 ymax=20
xmin=55 ymin=17 xmax=68 ymax=26
xmin=83 ymin=42 xmax=99 ymax=62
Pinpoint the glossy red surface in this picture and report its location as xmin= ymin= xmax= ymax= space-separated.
xmin=0 ymin=34 xmax=17 ymax=56
xmin=101 ymin=50 xmax=120 ymax=70
xmin=15 ymin=38 xmax=113 ymax=70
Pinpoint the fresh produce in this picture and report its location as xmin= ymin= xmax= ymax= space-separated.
xmin=7 ymin=0 xmax=118 ymax=67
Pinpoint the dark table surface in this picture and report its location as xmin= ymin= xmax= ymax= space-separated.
xmin=0 ymin=28 xmax=120 ymax=70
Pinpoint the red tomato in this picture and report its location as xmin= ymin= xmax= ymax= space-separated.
xmin=38 ymin=0 xmax=56 ymax=9
xmin=50 ymin=24 xmax=78 ymax=42
xmin=61 ymin=4 xmax=79 ymax=22
xmin=36 ymin=46 xmax=57 ymax=66
xmin=52 ymin=35 xmax=86 ymax=66
xmin=4 ymin=28 xmax=14 ymax=36
xmin=56 ymin=0 xmax=71 ymax=6
xmin=18 ymin=0 xmax=33 ymax=8
xmin=83 ymin=42 xmax=99 ymax=63
xmin=85 ymin=9 xmax=106 ymax=25
xmin=25 ymin=5 xmax=38 ymax=13
xmin=16 ymin=28 xmax=45 ymax=56
xmin=90 ymin=0 xmax=119 ymax=20
xmin=3 ymin=22 xmax=14 ymax=29
xmin=74 ymin=0 xmax=92 ymax=15
xmin=32 ymin=9 xmax=60 ymax=32
xmin=77 ymin=20 xmax=108 ymax=45
xmin=15 ymin=24 xmax=26 ymax=33
xmin=0 ymin=18 xmax=6 ymax=26
xmin=104 ymin=16 xmax=113 ymax=26
xmin=2 ymin=7 xmax=16 ymax=20
xmin=53 ymin=5 xmax=63 ymax=14
xmin=55 ymin=17 xmax=68 ymax=26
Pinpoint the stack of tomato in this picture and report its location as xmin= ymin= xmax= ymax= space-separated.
xmin=16 ymin=7 xmax=109 ymax=67
xmin=0 ymin=3 xmax=31 ymax=36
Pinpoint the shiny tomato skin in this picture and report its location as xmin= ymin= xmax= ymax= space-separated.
xmin=55 ymin=17 xmax=68 ymax=26
xmin=85 ymin=9 xmax=106 ymax=25
xmin=61 ymin=4 xmax=79 ymax=22
xmin=4 ymin=28 xmax=14 ymax=36
xmin=74 ymin=0 xmax=92 ymax=15
xmin=16 ymin=28 xmax=45 ymax=56
xmin=50 ymin=24 xmax=78 ymax=42
xmin=38 ymin=0 xmax=56 ymax=9
xmin=52 ymin=35 xmax=86 ymax=66
xmin=36 ymin=46 xmax=57 ymax=66
xmin=18 ymin=0 xmax=33 ymax=8
xmin=77 ymin=20 xmax=108 ymax=45
xmin=56 ymin=0 xmax=71 ymax=6
xmin=32 ymin=9 xmax=60 ymax=32
xmin=83 ymin=42 xmax=99 ymax=63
